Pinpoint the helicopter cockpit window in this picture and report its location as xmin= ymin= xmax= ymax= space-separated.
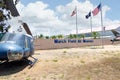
xmin=1 ymin=33 xmax=16 ymax=42
xmin=0 ymin=33 xmax=5 ymax=41
xmin=0 ymin=33 xmax=24 ymax=46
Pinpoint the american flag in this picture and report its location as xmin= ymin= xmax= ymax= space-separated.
xmin=71 ymin=7 xmax=76 ymax=16
xmin=92 ymin=3 xmax=101 ymax=16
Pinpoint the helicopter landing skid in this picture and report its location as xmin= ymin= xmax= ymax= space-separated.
xmin=28 ymin=56 xmax=38 ymax=68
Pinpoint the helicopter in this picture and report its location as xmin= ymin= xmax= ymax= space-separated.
xmin=0 ymin=0 xmax=37 ymax=66
xmin=111 ymin=26 xmax=120 ymax=44
xmin=0 ymin=23 xmax=34 ymax=61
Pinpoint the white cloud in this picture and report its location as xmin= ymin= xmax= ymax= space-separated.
xmin=9 ymin=0 xmax=120 ymax=36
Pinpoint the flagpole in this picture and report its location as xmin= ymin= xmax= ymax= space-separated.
xmin=100 ymin=1 xmax=104 ymax=48
xmin=90 ymin=10 xmax=93 ymax=38
xmin=76 ymin=6 xmax=78 ymax=38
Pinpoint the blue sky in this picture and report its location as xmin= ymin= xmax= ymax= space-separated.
xmin=16 ymin=0 xmax=120 ymax=36
xmin=20 ymin=0 xmax=120 ymax=21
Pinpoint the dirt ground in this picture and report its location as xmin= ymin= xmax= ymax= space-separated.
xmin=0 ymin=45 xmax=120 ymax=80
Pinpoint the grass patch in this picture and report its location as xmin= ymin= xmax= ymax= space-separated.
xmin=26 ymin=78 xmax=31 ymax=80
xmin=43 ymin=75 xmax=46 ymax=79
xmin=52 ymin=59 xmax=58 ymax=62
xmin=59 ymin=74 xmax=64 ymax=79
xmin=93 ymin=57 xmax=96 ymax=60
xmin=102 ymin=52 xmax=108 ymax=55
xmin=45 ymin=60 xmax=49 ymax=62
xmin=113 ymin=53 xmax=120 ymax=57
xmin=63 ymin=51 xmax=67 ymax=53
xmin=87 ymin=76 xmax=91 ymax=80
xmin=80 ymin=60 xmax=85 ymax=63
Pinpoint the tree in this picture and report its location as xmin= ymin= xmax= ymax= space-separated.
xmin=51 ymin=35 xmax=57 ymax=39
xmin=39 ymin=34 xmax=44 ymax=38
xmin=80 ymin=34 xmax=85 ymax=40
xmin=45 ymin=36 xmax=49 ymax=39
xmin=0 ymin=1 xmax=11 ymax=32
xmin=68 ymin=34 xmax=74 ymax=39
xmin=92 ymin=32 xmax=100 ymax=39
xmin=57 ymin=34 xmax=63 ymax=39
xmin=73 ymin=34 xmax=77 ymax=38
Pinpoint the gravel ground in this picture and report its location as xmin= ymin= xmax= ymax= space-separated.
xmin=0 ymin=45 xmax=120 ymax=80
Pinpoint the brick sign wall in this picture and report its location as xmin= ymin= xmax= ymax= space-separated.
xmin=34 ymin=38 xmax=115 ymax=50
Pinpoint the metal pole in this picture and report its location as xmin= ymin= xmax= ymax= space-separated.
xmin=76 ymin=6 xmax=78 ymax=38
xmin=90 ymin=11 xmax=92 ymax=38
xmin=100 ymin=2 xmax=104 ymax=48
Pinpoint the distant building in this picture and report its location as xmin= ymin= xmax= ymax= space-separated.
xmin=66 ymin=30 xmax=115 ymax=39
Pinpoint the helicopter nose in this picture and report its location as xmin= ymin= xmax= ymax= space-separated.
xmin=0 ymin=43 xmax=23 ymax=61
xmin=7 ymin=49 xmax=23 ymax=61
xmin=0 ymin=45 xmax=8 ymax=60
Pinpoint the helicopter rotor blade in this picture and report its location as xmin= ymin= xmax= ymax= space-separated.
xmin=3 ymin=0 xmax=32 ymax=36
xmin=4 ymin=0 xmax=20 ymax=17
xmin=22 ymin=23 xmax=32 ymax=36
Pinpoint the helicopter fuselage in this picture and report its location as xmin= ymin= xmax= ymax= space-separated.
xmin=0 ymin=32 xmax=34 ymax=61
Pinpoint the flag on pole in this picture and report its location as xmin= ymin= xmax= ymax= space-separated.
xmin=15 ymin=0 xmax=20 ymax=5
xmin=92 ymin=3 xmax=101 ymax=16
xmin=85 ymin=11 xmax=91 ymax=19
xmin=71 ymin=7 xmax=76 ymax=16
xmin=103 ymin=26 xmax=105 ymax=31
